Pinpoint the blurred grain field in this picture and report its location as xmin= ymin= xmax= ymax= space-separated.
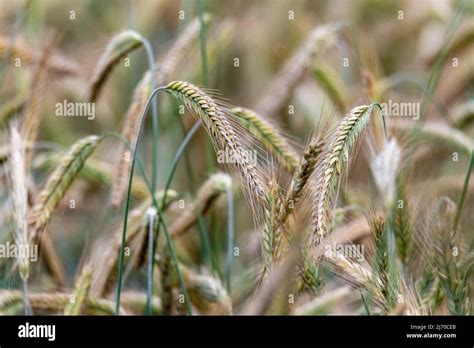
xmin=0 ymin=0 xmax=473 ymax=316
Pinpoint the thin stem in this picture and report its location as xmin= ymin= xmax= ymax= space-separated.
xmin=197 ymin=0 xmax=214 ymax=174
xmin=150 ymin=120 xmax=202 ymax=292
xmin=177 ymin=116 xmax=215 ymax=271
xmin=102 ymin=132 xmax=153 ymax=195
xmin=225 ymin=185 xmax=234 ymax=293
xmin=419 ymin=0 xmax=466 ymax=121
xmin=156 ymin=208 xmax=193 ymax=315
xmin=361 ymin=294 xmax=371 ymax=316
xmin=23 ymin=281 xmax=32 ymax=316
xmin=115 ymin=86 xmax=164 ymax=315
xmin=197 ymin=0 xmax=208 ymax=87
xmin=196 ymin=211 xmax=220 ymax=276
xmin=453 ymin=149 xmax=474 ymax=233
xmin=161 ymin=120 xmax=202 ymax=210
xmin=385 ymin=210 xmax=399 ymax=308
xmin=145 ymin=208 xmax=157 ymax=315
xmin=122 ymin=41 xmax=159 ymax=316
xmin=178 ymin=115 xmax=196 ymax=193
xmin=0 ymin=1 xmax=30 ymax=90
xmin=151 ymin=119 xmax=202 ymax=266
xmin=138 ymin=35 xmax=159 ymax=195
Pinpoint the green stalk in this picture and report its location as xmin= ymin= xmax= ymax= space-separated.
xmin=138 ymin=35 xmax=159 ymax=200
xmin=197 ymin=0 xmax=214 ymax=174
xmin=115 ymin=87 xmax=164 ymax=315
xmin=156 ymin=208 xmax=192 ymax=314
xmin=178 ymin=114 xmax=196 ymax=193
xmin=453 ymin=149 xmax=474 ymax=233
xmin=161 ymin=121 xmax=202 ymax=211
xmin=176 ymin=111 xmax=214 ymax=270
xmin=419 ymin=0 xmax=467 ymax=121
xmin=103 ymin=132 xmax=153 ymax=194
xmin=145 ymin=208 xmax=157 ymax=315
xmin=225 ymin=185 xmax=234 ymax=293
xmin=361 ymin=294 xmax=371 ymax=316
xmin=196 ymin=212 xmax=220 ymax=275
xmin=150 ymin=120 xmax=202 ymax=313
xmin=176 ymin=115 xmax=214 ymax=272
xmin=385 ymin=210 xmax=399 ymax=308
xmin=113 ymin=88 xmax=191 ymax=315
xmin=134 ymin=35 xmax=158 ymax=316
xmin=198 ymin=0 xmax=208 ymax=87
xmin=0 ymin=1 xmax=30 ymax=90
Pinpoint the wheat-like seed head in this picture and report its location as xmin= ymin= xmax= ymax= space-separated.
xmin=33 ymin=152 xmax=150 ymax=200
xmin=393 ymin=182 xmax=411 ymax=265
xmin=370 ymin=138 xmax=402 ymax=208
xmin=393 ymin=121 xmax=474 ymax=155
xmin=89 ymin=30 xmax=143 ymax=101
xmin=284 ymin=135 xmax=324 ymax=219
xmin=262 ymin=181 xmax=283 ymax=273
xmin=430 ymin=197 xmax=472 ymax=314
xmin=256 ymin=23 xmax=340 ymax=118
xmin=0 ymin=291 xmax=125 ymax=315
xmin=90 ymin=190 xmax=178 ymax=297
xmin=312 ymin=105 xmax=372 ymax=245
xmin=111 ymin=17 xmax=210 ymax=208
xmin=293 ymin=286 xmax=352 ymax=315
xmin=324 ymin=250 xmax=385 ymax=306
xmin=64 ymin=264 xmax=93 ymax=315
xmin=231 ymin=106 xmax=299 ymax=172
xmin=29 ymin=135 xmax=103 ymax=243
xmin=182 ymin=266 xmax=232 ymax=314
xmin=313 ymin=63 xmax=347 ymax=111
xmin=8 ymin=124 xmax=29 ymax=282
xmin=170 ymin=173 xmax=231 ymax=237
xmin=165 ymin=81 xmax=266 ymax=200
xmin=0 ymin=36 xmax=80 ymax=76
xmin=0 ymin=95 xmax=25 ymax=128
xmin=261 ymin=136 xmax=325 ymax=285
xmin=21 ymin=40 xmax=52 ymax=158
xmin=119 ymin=291 xmax=162 ymax=315
xmin=90 ymin=201 xmax=149 ymax=297
xmin=39 ymin=231 xmax=67 ymax=288
xmin=452 ymin=100 xmax=474 ymax=129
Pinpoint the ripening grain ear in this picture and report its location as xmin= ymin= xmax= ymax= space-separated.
xmin=169 ymin=173 xmax=231 ymax=238
xmin=0 ymin=36 xmax=81 ymax=76
xmin=7 ymin=123 xmax=30 ymax=302
xmin=90 ymin=190 xmax=178 ymax=297
xmin=64 ymin=264 xmax=93 ymax=315
xmin=111 ymin=17 xmax=209 ymax=208
xmin=29 ymin=135 xmax=103 ymax=243
xmin=165 ymin=80 xmax=267 ymax=201
xmin=312 ymin=105 xmax=374 ymax=245
xmin=231 ymin=106 xmax=299 ymax=172
xmin=89 ymin=30 xmax=144 ymax=102
xmin=256 ymin=22 xmax=341 ymax=118
xmin=21 ymin=39 xmax=53 ymax=156
xmin=282 ymin=134 xmax=324 ymax=224
xmin=0 ymin=290 xmax=125 ymax=315
xmin=392 ymin=121 xmax=474 ymax=156
xmin=261 ymin=180 xmax=283 ymax=274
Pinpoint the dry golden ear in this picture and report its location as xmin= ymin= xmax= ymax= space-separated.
xmin=89 ymin=30 xmax=144 ymax=102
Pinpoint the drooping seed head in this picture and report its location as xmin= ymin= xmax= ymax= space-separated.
xmin=312 ymin=105 xmax=372 ymax=245
xmin=165 ymin=81 xmax=266 ymax=200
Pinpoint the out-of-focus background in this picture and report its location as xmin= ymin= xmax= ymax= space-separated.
xmin=0 ymin=0 xmax=472 ymax=315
